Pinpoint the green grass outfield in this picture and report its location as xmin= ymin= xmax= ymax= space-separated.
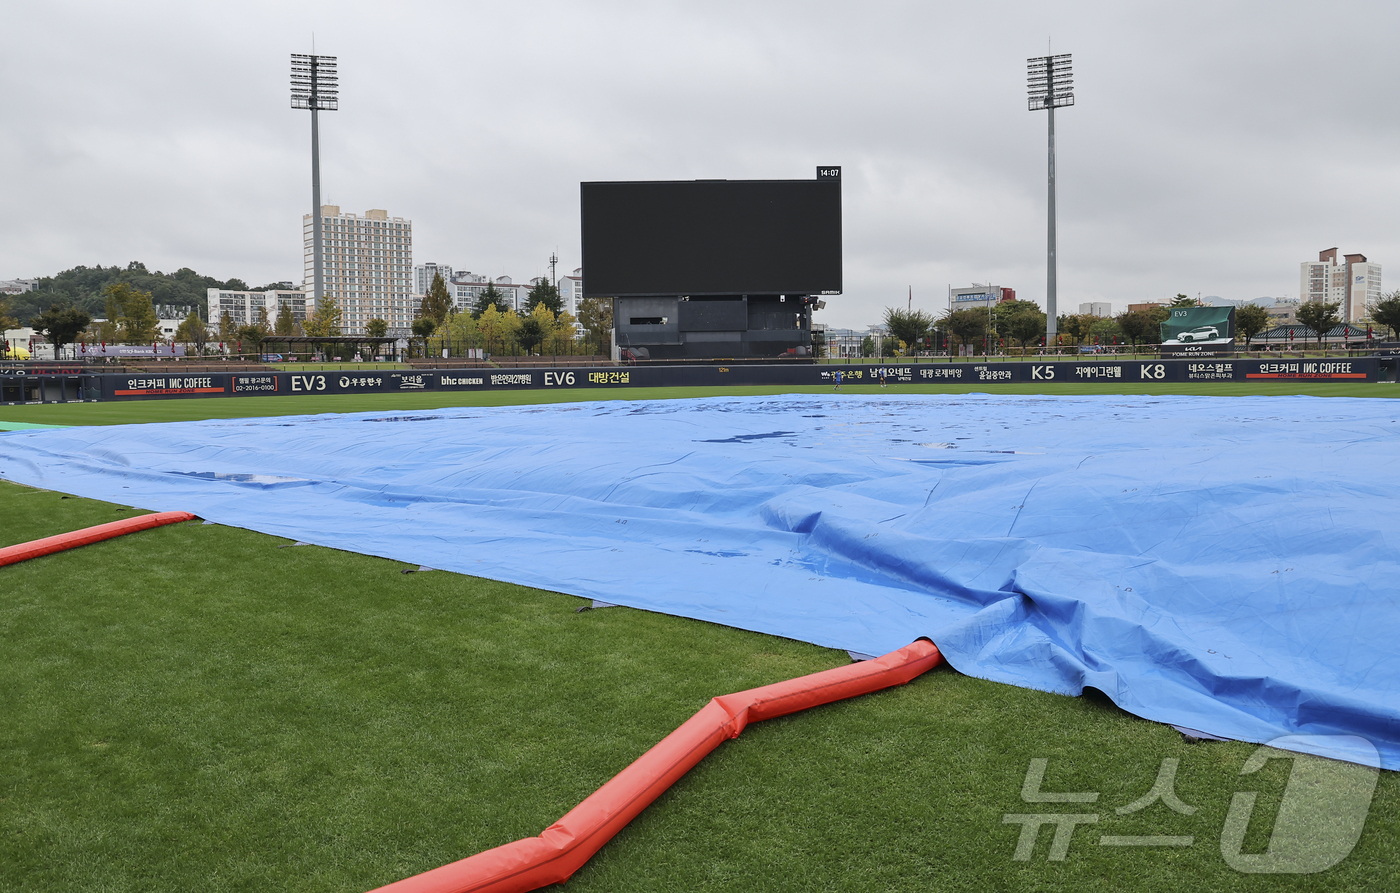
xmin=2 ymin=383 xmax=1396 ymax=892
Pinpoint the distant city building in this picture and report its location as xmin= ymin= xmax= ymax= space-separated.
xmin=434 ymin=272 xmax=530 ymax=314
xmin=559 ymin=268 xmax=584 ymax=316
xmin=156 ymin=318 xmax=186 ymax=342
xmin=414 ymin=262 xmax=454 ymax=295
xmin=304 ymin=206 xmax=415 ymax=336
xmin=1266 ymin=299 xmax=1300 ymax=326
xmin=1300 ymin=248 xmax=1381 ymax=323
xmin=1127 ymin=302 xmax=1165 ymax=314
xmin=412 ymin=265 xmax=581 ymax=317
xmin=1079 ymin=302 xmax=1111 ymax=317
xmin=451 ymin=271 xmax=492 ymax=313
xmin=948 ymin=284 xmax=1016 ymax=312
xmin=206 ymin=289 xmax=310 ymax=328
xmin=0 ymin=278 xmax=39 ymax=295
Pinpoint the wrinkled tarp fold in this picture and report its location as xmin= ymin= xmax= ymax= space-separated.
xmin=1 ymin=394 xmax=1395 ymax=768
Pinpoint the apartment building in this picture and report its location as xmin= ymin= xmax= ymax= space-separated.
xmin=0 ymin=278 xmax=39 ymax=295
xmin=414 ymin=262 xmax=454 ymax=295
xmin=559 ymin=268 xmax=584 ymax=316
xmin=1300 ymin=247 xmax=1381 ymax=323
xmin=304 ymin=206 xmax=415 ymax=336
xmin=442 ymin=272 xmax=528 ymax=314
xmin=206 ymin=289 xmax=309 ymax=327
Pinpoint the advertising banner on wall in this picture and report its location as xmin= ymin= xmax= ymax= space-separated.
xmin=79 ymin=343 xmax=186 ymax=357
xmin=74 ymin=357 xmax=1379 ymax=404
xmin=1159 ymin=306 xmax=1235 ymax=357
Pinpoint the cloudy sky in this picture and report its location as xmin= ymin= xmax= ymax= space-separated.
xmin=3 ymin=0 xmax=1397 ymax=328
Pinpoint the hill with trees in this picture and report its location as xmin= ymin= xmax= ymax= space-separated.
xmin=6 ymin=262 xmax=270 ymax=323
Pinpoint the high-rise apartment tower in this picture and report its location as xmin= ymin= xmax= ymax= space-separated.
xmin=1300 ymin=248 xmax=1381 ymax=323
xmin=303 ymin=206 xmax=415 ymax=336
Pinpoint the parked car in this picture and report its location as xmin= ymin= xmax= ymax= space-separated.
xmin=1178 ymin=326 xmax=1220 ymax=343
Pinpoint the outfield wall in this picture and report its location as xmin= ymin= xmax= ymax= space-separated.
xmin=0 ymin=357 xmax=1385 ymax=404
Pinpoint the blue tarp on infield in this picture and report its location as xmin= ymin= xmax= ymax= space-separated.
xmin=1 ymin=394 xmax=1397 ymax=767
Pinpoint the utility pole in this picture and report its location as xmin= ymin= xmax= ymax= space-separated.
xmin=549 ymin=252 xmax=559 ymax=291
xmin=1027 ymin=53 xmax=1074 ymax=346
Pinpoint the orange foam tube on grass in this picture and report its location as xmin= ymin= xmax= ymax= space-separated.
xmin=0 ymin=511 xmax=198 ymax=567
xmin=371 ymin=638 xmax=943 ymax=893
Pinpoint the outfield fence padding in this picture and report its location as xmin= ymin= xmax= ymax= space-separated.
xmin=1 ymin=358 xmax=1381 ymax=405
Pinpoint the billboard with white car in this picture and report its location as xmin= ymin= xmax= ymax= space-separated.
xmin=1160 ymin=306 xmax=1235 ymax=356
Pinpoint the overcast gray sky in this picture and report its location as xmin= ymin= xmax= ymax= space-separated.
xmin=3 ymin=0 xmax=1397 ymax=328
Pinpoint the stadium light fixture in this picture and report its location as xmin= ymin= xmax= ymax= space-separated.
xmin=1027 ymin=53 xmax=1073 ymax=343
xmin=291 ymin=53 xmax=338 ymax=308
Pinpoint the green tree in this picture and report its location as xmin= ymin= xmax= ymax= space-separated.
xmin=29 ymin=303 xmax=93 ymax=359
xmin=859 ymin=335 xmax=875 ymax=358
xmin=1296 ymin=300 xmax=1341 ymax=347
xmin=90 ymin=317 xmax=118 ymax=344
xmin=576 ymin=296 xmax=613 ymax=355
xmin=1235 ymin=303 xmax=1271 ymax=349
xmin=0 ymin=297 xmax=18 ymax=333
xmin=1169 ymin=294 xmax=1198 ymax=308
xmin=419 ymin=273 xmax=454 ymax=326
xmin=103 ymin=282 xmax=159 ymax=342
xmin=411 ymin=316 xmax=437 ymax=358
xmin=234 ymin=324 xmax=265 ymax=349
xmin=366 ymin=318 xmax=389 ymax=339
xmin=275 ymin=303 xmax=296 ymax=336
xmin=0 ymin=298 xmax=17 ymax=359
xmin=1004 ymin=305 xmax=1047 ymax=350
xmin=882 ymin=307 xmax=932 ymax=354
xmin=217 ymin=310 xmax=235 ymax=346
xmin=472 ymin=281 xmax=511 ymax=318
xmin=428 ymin=309 xmax=481 ymax=357
xmin=991 ymin=300 xmax=1041 ymax=340
xmin=1057 ymin=313 xmax=1096 ymax=346
xmin=1116 ymin=310 xmax=1159 ymax=351
xmin=517 ymin=316 xmax=546 ymax=354
xmin=174 ymin=311 xmax=208 ymax=354
xmin=303 ymin=296 xmax=343 ymax=338
xmin=526 ymin=277 xmax=563 ymax=317
xmin=942 ymin=308 xmax=988 ymax=355
xmin=234 ymin=303 xmax=269 ymax=351
xmin=1089 ymin=316 xmax=1122 ymax=345
xmin=1370 ymin=292 xmax=1400 ymax=340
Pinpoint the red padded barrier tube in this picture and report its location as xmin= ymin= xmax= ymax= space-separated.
xmin=0 ymin=511 xmax=198 ymax=567
xmin=370 ymin=639 xmax=943 ymax=893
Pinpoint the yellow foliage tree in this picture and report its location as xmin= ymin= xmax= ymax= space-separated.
xmin=429 ymin=310 xmax=480 ymax=357
xmin=476 ymin=304 xmax=519 ymax=354
xmin=544 ymin=310 xmax=579 ymax=355
xmin=303 ymin=295 xmax=342 ymax=337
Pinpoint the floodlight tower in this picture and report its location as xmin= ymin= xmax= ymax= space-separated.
xmin=1027 ymin=53 xmax=1073 ymax=343
xmin=291 ymin=53 xmax=339 ymax=307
